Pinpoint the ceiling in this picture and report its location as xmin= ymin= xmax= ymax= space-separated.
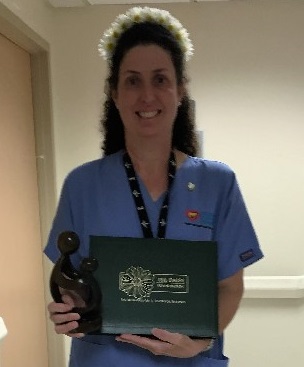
xmin=47 ymin=0 xmax=231 ymax=8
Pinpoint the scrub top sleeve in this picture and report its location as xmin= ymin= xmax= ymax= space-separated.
xmin=44 ymin=175 xmax=79 ymax=266
xmin=215 ymin=172 xmax=263 ymax=281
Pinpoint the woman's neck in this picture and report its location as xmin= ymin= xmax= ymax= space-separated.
xmin=125 ymin=140 xmax=171 ymax=201
xmin=126 ymin=147 xmax=170 ymax=174
xmin=125 ymin=141 xmax=187 ymax=201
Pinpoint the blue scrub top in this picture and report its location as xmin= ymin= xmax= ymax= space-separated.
xmin=45 ymin=150 xmax=263 ymax=367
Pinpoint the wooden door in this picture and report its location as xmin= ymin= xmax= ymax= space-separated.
xmin=0 ymin=33 xmax=48 ymax=366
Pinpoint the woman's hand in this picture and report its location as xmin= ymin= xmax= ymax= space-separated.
xmin=48 ymin=294 xmax=84 ymax=338
xmin=116 ymin=328 xmax=212 ymax=358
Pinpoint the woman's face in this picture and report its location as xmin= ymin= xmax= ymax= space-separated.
xmin=112 ymin=44 xmax=184 ymax=142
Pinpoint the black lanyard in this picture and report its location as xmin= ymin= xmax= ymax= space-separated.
xmin=123 ymin=151 xmax=176 ymax=239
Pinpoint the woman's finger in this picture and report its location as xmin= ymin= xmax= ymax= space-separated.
xmin=50 ymin=311 xmax=81 ymax=325
xmin=54 ymin=318 xmax=85 ymax=338
xmin=151 ymin=328 xmax=184 ymax=344
xmin=61 ymin=294 xmax=76 ymax=307
xmin=48 ymin=301 xmax=73 ymax=314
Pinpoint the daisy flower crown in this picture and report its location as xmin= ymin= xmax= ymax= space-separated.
xmin=98 ymin=7 xmax=194 ymax=63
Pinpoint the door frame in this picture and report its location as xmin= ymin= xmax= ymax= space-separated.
xmin=0 ymin=4 xmax=65 ymax=367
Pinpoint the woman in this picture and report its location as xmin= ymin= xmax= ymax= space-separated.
xmin=45 ymin=7 xmax=263 ymax=366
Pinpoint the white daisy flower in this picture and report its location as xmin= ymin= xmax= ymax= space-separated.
xmin=98 ymin=6 xmax=194 ymax=63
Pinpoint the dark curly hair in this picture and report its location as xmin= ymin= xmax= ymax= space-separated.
xmin=100 ymin=21 xmax=198 ymax=156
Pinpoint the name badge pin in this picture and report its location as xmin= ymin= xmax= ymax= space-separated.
xmin=187 ymin=182 xmax=195 ymax=191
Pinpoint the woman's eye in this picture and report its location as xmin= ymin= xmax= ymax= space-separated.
xmin=154 ymin=75 xmax=169 ymax=87
xmin=126 ymin=76 xmax=140 ymax=86
xmin=156 ymin=75 xmax=165 ymax=84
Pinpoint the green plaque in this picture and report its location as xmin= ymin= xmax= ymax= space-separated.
xmin=90 ymin=236 xmax=218 ymax=338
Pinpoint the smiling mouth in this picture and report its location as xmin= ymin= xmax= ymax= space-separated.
xmin=136 ymin=110 xmax=161 ymax=119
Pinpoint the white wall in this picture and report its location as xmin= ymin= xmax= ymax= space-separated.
xmin=1 ymin=1 xmax=303 ymax=366
xmin=188 ymin=1 xmax=304 ymax=278
xmin=0 ymin=0 xmax=54 ymax=42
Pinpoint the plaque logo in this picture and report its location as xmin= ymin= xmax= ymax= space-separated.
xmin=119 ymin=266 xmax=154 ymax=299
xmin=119 ymin=266 xmax=189 ymax=299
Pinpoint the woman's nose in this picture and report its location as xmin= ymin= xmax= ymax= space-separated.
xmin=140 ymin=83 xmax=155 ymax=103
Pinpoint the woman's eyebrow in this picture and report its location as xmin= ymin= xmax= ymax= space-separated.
xmin=122 ymin=68 xmax=169 ymax=75
xmin=123 ymin=70 xmax=140 ymax=75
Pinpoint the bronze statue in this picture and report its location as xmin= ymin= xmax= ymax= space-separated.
xmin=50 ymin=231 xmax=102 ymax=334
